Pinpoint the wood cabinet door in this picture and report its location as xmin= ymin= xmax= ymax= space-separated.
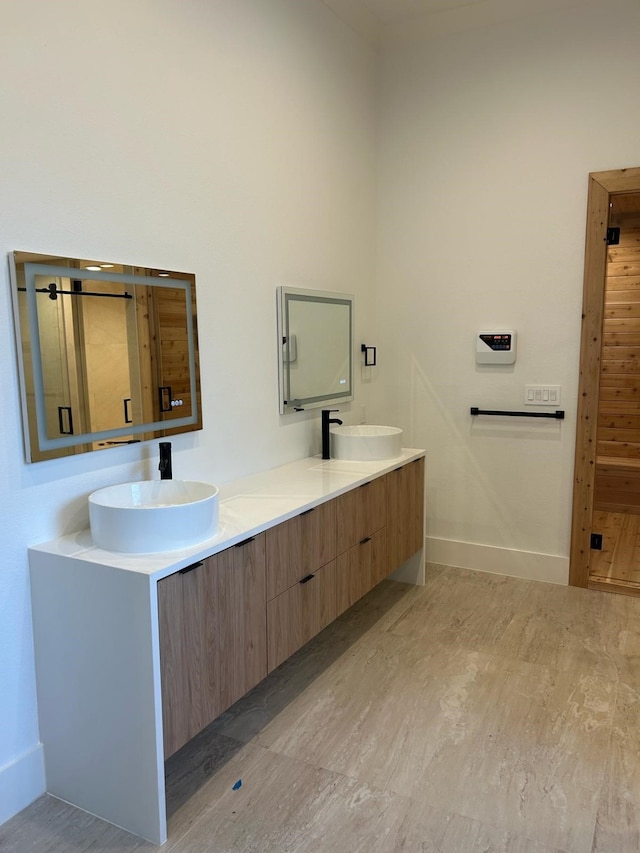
xmin=266 ymin=559 xmax=337 ymax=672
xmin=335 ymin=477 xmax=386 ymax=554
xmin=386 ymin=457 xmax=425 ymax=571
xmin=157 ymin=560 xmax=206 ymax=758
xmin=204 ymin=536 xmax=267 ymax=719
xmin=336 ymin=528 xmax=387 ymax=616
xmin=265 ymin=500 xmax=336 ymax=600
xmin=158 ymin=533 xmax=267 ymax=758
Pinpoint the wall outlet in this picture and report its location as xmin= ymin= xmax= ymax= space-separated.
xmin=524 ymin=385 xmax=561 ymax=406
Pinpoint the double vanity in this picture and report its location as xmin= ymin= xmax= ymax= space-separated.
xmin=28 ymin=448 xmax=425 ymax=844
xmin=13 ymin=248 xmax=424 ymax=844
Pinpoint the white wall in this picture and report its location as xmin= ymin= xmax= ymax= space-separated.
xmin=373 ymin=0 xmax=640 ymax=581
xmin=0 ymin=0 xmax=377 ymax=823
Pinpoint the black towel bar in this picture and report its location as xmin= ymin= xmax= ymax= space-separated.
xmin=470 ymin=407 xmax=565 ymax=420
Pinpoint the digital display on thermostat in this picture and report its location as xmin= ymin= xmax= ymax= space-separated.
xmin=476 ymin=330 xmax=517 ymax=364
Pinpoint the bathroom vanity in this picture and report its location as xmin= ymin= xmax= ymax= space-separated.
xmin=28 ymin=450 xmax=425 ymax=844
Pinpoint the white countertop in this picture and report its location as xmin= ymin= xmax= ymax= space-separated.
xmin=29 ymin=450 xmax=425 ymax=580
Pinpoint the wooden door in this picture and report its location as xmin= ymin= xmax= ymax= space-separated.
xmin=571 ymin=167 xmax=640 ymax=587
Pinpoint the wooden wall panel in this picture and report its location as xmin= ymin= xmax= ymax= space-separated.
xmin=595 ymin=218 xmax=640 ymax=511
xmin=594 ymin=461 xmax=640 ymax=514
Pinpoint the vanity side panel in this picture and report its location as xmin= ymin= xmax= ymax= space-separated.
xmin=386 ymin=457 xmax=425 ymax=570
xmin=28 ymin=551 xmax=166 ymax=845
xmin=406 ymin=457 xmax=426 ymax=559
xmin=387 ymin=456 xmax=426 ymax=586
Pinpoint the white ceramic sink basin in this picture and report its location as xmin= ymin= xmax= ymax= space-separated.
xmin=330 ymin=425 xmax=403 ymax=461
xmin=89 ymin=480 xmax=219 ymax=553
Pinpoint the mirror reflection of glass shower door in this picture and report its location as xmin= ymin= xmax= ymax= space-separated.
xmin=29 ymin=276 xmax=84 ymax=459
xmin=73 ymin=278 xmax=137 ymax=448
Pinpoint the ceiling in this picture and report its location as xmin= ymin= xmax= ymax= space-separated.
xmin=321 ymin=0 xmax=606 ymax=45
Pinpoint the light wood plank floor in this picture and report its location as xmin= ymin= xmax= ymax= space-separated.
xmin=589 ymin=510 xmax=640 ymax=591
xmin=3 ymin=565 xmax=640 ymax=853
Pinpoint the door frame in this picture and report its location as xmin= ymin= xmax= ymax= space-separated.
xmin=570 ymin=167 xmax=640 ymax=587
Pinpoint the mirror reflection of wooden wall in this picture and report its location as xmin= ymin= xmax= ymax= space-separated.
xmin=594 ymin=193 xmax=640 ymax=515
xmin=147 ymin=279 xmax=199 ymax=437
xmin=132 ymin=278 xmax=201 ymax=441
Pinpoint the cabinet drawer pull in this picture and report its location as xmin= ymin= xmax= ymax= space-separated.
xmin=234 ymin=536 xmax=255 ymax=548
xmin=179 ymin=561 xmax=203 ymax=574
xmin=359 ymin=536 xmax=372 ymax=545
xmin=299 ymin=573 xmax=316 ymax=584
xmin=300 ymin=508 xmax=315 ymax=516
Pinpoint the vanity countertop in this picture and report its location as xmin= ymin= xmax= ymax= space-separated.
xmin=29 ymin=450 xmax=425 ymax=580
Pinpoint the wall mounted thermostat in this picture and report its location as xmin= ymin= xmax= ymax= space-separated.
xmin=476 ymin=330 xmax=517 ymax=364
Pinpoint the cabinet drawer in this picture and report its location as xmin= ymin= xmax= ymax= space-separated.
xmin=336 ymin=527 xmax=387 ymax=616
xmin=267 ymin=559 xmax=337 ymax=672
xmin=266 ymin=500 xmax=336 ymax=600
xmin=335 ymin=477 xmax=386 ymax=553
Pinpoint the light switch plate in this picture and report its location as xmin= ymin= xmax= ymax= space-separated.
xmin=524 ymin=385 xmax=561 ymax=406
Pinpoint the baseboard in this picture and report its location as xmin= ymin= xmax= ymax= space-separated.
xmin=0 ymin=743 xmax=45 ymax=826
xmin=426 ymin=537 xmax=569 ymax=585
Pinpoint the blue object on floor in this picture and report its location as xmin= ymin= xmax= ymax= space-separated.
xmin=232 ymin=779 xmax=242 ymax=791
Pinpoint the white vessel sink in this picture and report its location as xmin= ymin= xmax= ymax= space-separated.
xmin=89 ymin=480 xmax=219 ymax=553
xmin=330 ymin=425 xmax=403 ymax=461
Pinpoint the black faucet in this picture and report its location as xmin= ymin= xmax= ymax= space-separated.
xmin=321 ymin=409 xmax=343 ymax=460
xmin=158 ymin=441 xmax=172 ymax=480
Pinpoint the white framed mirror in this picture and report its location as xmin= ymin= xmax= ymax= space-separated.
xmin=277 ymin=286 xmax=353 ymax=414
xmin=10 ymin=251 xmax=202 ymax=462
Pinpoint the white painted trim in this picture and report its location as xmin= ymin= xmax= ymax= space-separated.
xmin=426 ymin=537 xmax=569 ymax=585
xmin=0 ymin=743 xmax=45 ymax=826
